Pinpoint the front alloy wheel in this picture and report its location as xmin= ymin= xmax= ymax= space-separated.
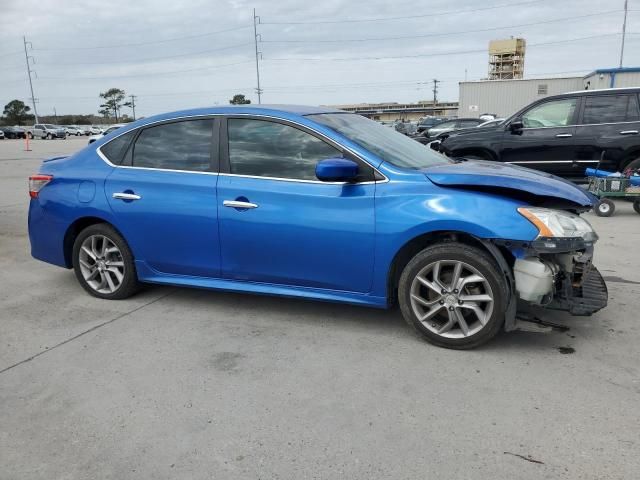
xmin=399 ymin=243 xmax=506 ymax=349
xmin=409 ymin=260 xmax=494 ymax=339
xmin=72 ymin=224 xmax=139 ymax=299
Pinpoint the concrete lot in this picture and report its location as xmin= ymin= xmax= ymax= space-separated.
xmin=1 ymin=137 xmax=639 ymax=479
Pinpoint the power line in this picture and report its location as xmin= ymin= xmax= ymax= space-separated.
xmin=32 ymin=42 xmax=253 ymax=67
xmin=261 ymin=10 xmax=621 ymax=44
xmin=33 ymin=25 xmax=251 ymax=51
xmin=267 ymin=32 xmax=623 ymax=62
xmin=37 ymin=59 xmax=253 ymax=81
xmin=261 ymin=0 xmax=553 ymax=24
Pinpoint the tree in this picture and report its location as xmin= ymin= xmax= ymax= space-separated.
xmin=99 ymin=88 xmax=126 ymax=121
xmin=3 ymin=100 xmax=31 ymax=125
xmin=229 ymin=94 xmax=251 ymax=105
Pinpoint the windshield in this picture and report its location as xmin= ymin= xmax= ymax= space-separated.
xmin=310 ymin=113 xmax=450 ymax=169
xmin=43 ymin=124 xmax=56 ymax=129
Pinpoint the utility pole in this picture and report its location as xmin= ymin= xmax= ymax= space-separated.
xmin=23 ymin=36 xmax=39 ymax=123
xmin=619 ymin=0 xmax=628 ymax=68
xmin=253 ymin=8 xmax=263 ymax=104
xmin=53 ymin=107 xmax=57 ymax=122
xmin=432 ymin=79 xmax=440 ymax=112
xmin=129 ymin=95 xmax=137 ymax=120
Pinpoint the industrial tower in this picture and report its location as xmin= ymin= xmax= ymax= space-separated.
xmin=488 ymin=38 xmax=526 ymax=80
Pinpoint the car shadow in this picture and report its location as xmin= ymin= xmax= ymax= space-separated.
xmin=138 ymin=282 xmax=601 ymax=353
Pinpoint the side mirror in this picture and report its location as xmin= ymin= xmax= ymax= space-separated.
xmin=315 ymin=158 xmax=359 ymax=182
xmin=509 ymin=119 xmax=524 ymax=133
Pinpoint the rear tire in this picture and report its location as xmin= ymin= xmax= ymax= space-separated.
xmin=595 ymin=198 xmax=615 ymax=217
xmin=72 ymin=223 xmax=140 ymax=300
xmin=398 ymin=242 xmax=507 ymax=349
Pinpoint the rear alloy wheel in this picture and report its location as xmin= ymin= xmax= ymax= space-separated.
xmin=72 ymin=224 xmax=139 ymax=299
xmin=595 ymin=198 xmax=615 ymax=217
xmin=399 ymin=243 xmax=506 ymax=349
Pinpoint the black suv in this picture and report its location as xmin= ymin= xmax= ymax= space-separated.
xmin=437 ymin=88 xmax=640 ymax=178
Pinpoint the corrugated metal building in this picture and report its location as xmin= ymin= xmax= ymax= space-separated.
xmin=459 ymin=67 xmax=640 ymax=118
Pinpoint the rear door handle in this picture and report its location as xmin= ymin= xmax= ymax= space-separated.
xmin=112 ymin=192 xmax=141 ymax=201
xmin=223 ymin=200 xmax=258 ymax=209
xmin=619 ymin=130 xmax=639 ymax=135
xmin=555 ymin=133 xmax=573 ymax=138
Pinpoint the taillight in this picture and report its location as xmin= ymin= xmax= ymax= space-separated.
xmin=28 ymin=174 xmax=53 ymax=199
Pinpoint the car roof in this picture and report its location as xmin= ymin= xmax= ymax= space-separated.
xmin=552 ymin=87 xmax=640 ymax=97
xmin=135 ymin=104 xmax=344 ymax=126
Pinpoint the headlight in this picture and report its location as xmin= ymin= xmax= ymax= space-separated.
xmin=518 ymin=207 xmax=598 ymax=242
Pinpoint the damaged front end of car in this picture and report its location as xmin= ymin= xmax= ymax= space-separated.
xmin=490 ymin=207 xmax=608 ymax=331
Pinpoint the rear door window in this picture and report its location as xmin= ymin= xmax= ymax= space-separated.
xmin=582 ymin=94 xmax=640 ymax=124
xmin=101 ymin=130 xmax=137 ymax=165
xmin=132 ymin=119 xmax=214 ymax=172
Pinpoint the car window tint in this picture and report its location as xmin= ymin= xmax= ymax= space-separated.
xmin=522 ymin=98 xmax=577 ymax=128
xmin=132 ymin=119 xmax=213 ymax=171
xmin=457 ymin=120 xmax=482 ymax=127
xmin=227 ymin=119 xmax=341 ymax=180
xmin=101 ymin=130 xmax=137 ymax=165
xmin=433 ymin=121 xmax=456 ymax=129
xmin=583 ymin=95 xmax=638 ymax=124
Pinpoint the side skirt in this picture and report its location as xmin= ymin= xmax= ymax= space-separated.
xmin=135 ymin=261 xmax=389 ymax=309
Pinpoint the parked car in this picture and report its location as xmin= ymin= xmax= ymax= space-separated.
xmin=413 ymin=118 xmax=486 ymax=145
xmin=65 ymin=126 xmax=83 ymax=136
xmin=88 ymin=126 xmax=103 ymax=135
xmin=438 ymin=87 xmax=640 ymax=178
xmin=88 ymin=123 xmax=126 ymax=144
xmin=27 ymin=105 xmax=606 ymax=349
xmin=0 ymin=126 xmax=26 ymax=139
xmin=416 ymin=117 xmax=447 ymax=133
xmin=76 ymin=126 xmax=91 ymax=135
xmin=394 ymin=121 xmax=418 ymax=136
xmin=0 ymin=129 xmax=4 ymax=140
xmin=27 ymin=124 xmax=66 ymax=139
xmin=478 ymin=118 xmax=506 ymax=128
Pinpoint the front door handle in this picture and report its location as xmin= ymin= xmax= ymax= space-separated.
xmin=555 ymin=133 xmax=573 ymax=138
xmin=619 ymin=130 xmax=639 ymax=135
xmin=223 ymin=200 xmax=258 ymax=209
xmin=112 ymin=192 xmax=141 ymax=201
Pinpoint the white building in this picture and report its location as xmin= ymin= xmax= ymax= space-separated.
xmin=459 ymin=67 xmax=640 ymax=118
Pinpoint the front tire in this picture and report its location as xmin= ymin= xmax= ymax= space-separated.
xmin=398 ymin=243 xmax=507 ymax=349
xmin=72 ymin=224 xmax=139 ymax=300
xmin=595 ymin=198 xmax=615 ymax=217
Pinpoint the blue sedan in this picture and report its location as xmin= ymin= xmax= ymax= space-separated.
xmin=28 ymin=105 xmax=607 ymax=348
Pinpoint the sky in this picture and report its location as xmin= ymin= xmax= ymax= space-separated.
xmin=0 ymin=0 xmax=638 ymax=118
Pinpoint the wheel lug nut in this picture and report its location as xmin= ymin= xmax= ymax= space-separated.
xmin=448 ymin=306 xmax=454 ymax=311
xmin=458 ymin=300 xmax=464 ymax=305
xmin=441 ymin=289 xmax=447 ymax=294
xmin=439 ymin=300 xmax=444 ymax=305
xmin=453 ymin=289 xmax=459 ymax=294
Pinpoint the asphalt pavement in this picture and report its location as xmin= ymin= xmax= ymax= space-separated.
xmin=1 ymin=136 xmax=639 ymax=479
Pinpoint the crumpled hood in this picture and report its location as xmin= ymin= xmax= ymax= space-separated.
xmin=423 ymin=160 xmax=596 ymax=207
